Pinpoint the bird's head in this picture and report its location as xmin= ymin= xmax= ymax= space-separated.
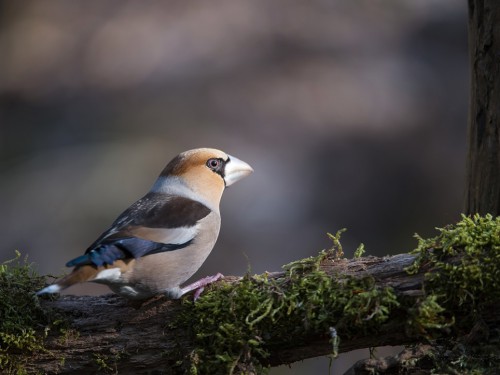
xmin=154 ymin=148 xmax=253 ymax=209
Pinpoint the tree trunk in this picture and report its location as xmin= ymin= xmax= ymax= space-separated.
xmin=465 ymin=0 xmax=500 ymax=216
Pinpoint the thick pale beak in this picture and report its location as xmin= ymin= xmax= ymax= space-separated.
xmin=224 ymin=154 xmax=254 ymax=186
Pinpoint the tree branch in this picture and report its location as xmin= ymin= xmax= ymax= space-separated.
xmin=24 ymin=254 xmax=421 ymax=374
xmin=8 ymin=215 xmax=500 ymax=374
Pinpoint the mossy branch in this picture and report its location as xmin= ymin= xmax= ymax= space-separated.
xmin=2 ymin=215 xmax=500 ymax=374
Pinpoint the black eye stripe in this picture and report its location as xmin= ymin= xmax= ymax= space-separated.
xmin=206 ymin=158 xmax=226 ymax=177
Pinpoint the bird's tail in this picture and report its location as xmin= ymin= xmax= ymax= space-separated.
xmin=36 ymin=265 xmax=99 ymax=295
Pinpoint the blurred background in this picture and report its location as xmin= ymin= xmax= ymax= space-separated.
xmin=0 ymin=0 xmax=468 ymax=373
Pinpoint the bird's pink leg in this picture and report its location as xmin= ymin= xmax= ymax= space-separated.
xmin=180 ymin=273 xmax=224 ymax=300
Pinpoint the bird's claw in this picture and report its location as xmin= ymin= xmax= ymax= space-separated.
xmin=181 ymin=273 xmax=224 ymax=301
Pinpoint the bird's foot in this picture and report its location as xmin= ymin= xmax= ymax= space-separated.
xmin=180 ymin=273 xmax=224 ymax=301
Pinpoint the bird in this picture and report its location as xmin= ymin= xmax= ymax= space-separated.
xmin=37 ymin=148 xmax=253 ymax=300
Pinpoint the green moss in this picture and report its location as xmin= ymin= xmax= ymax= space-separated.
xmin=353 ymin=243 xmax=366 ymax=259
xmin=182 ymin=230 xmax=400 ymax=374
xmin=0 ymin=251 xmax=52 ymax=374
xmin=408 ymin=214 xmax=500 ymax=328
xmin=94 ymin=353 xmax=112 ymax=372
xmin=92 ymin=347 xmax=130 ymax=374
xmin=406 ymin=294 xmax=455 ymax=338
xmin=57 ymin=327 xmax=80 ymax=346
xmin=406 ymin=214 xmax=500 ymax=372
xmin=400 ymin=335 xmax=500 ymax=375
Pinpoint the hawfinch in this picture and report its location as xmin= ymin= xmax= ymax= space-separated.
xmin=37 ymin=148 xmax=253 ymax=300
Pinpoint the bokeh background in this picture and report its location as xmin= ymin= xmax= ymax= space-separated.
xmin=0 ymin=1 xmax=468 ymax=373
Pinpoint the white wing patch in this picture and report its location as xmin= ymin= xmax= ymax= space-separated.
xmin=127 ymin=225 xmax=199 ymax=246
xmin=94 ymin=268 xmax=122 ymax=282
xmin=160 ymin=226 xmax=198 ymax=244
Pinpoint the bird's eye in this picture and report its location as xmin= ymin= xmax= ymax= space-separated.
xmin=207 ymin=158 xmax=221 ymax=170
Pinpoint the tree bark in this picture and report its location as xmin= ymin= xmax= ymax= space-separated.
xmin=465 ymin=0 xmax=500 ymax=216
xmin=24 ymin=254 xmax=423 ymax=374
